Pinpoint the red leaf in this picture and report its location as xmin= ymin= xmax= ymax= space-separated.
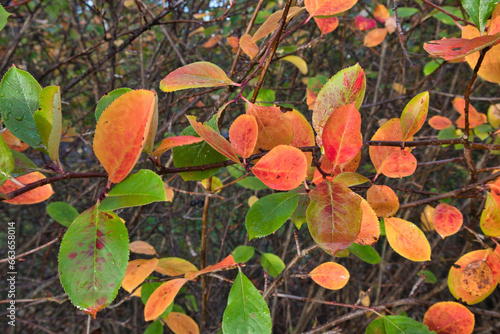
xmin=313 ymin=16 xmax=339 ymax=35
xmin=1 ymin=172 xmax=54 ymax=204
xmin=378 ymin=149 xmax=417 ymax=178
xmin=306 ymin=181 xmax=362 ymax=255
xmin=433 ymin=203 xmax=463 ymax=238
xmin=309 ymin=262 xmax=350 ymax=290
xmin=93 ymin=90 xmax=156 ymax=184
xmin=423 ymin=301 xmax=475 ymax=334
xmin=305 ymin=0 xmax=358 ymax=17
xmin=229 ymin=114 xmax=258 ymax=159
xmin=159 ymin=62 xmax=239 ymax=92
xmin=246 ymin=101 xmax=293 ymax=154
xmin=284 ymin=110 xmax=315 ymax=167
xmin=186 ymin=115 xmax=241 ymax=164
xmin=423 ymin=33 xmax=500 ymax=61
xmin=452 ymin=97 xmax=487 ymax=129
xmin=428 ymin=115 xmax=453 ymax=130
xmin=355 ymin=16 xmax=376 ymax=31
xmin=185 ymin=255 xmax=237 ymax=280
xmin=252 ymin=145 xmax=308 ymax=191
xmin=322 ymin=103 xmax=362 ymax=170
xmin=385 ymin=217 xmax=431 ymax=262
xmin=151 ymin=135 xmax=204 ymax=163
xmin=144 ymin=278 xmax=189 ymax=321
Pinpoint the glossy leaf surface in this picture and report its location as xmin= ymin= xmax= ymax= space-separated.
xmin=159 ymin=62 xmax=238 ymax=92
xmin=306 ymin=181 xmax=362 ymax=255
xmin=245 ymin=192 xmax=299 ymax=239
xmin=309 ymin=262 xmax=350 ymax=290
xmin=93 ymin=90 xmax=156 ymax=184
xmin=0 ymin=134 xmax=14 ymax=186
xmin=423 ymin=301 xmax=475 ymax=334
xmin=462 ymin=0 xmax=499 ymax=32
xmin=252 ymin=145 xmax=308 ymax=191
xmin=59 ymin=206 xmax=129 ymax=318
xmin=35 ymin=85 xmax=62 ymax=162
xmin=348 ymin=243 xmax=381 ymax=264
xmin=385 ymin=217 xmax=431 ymax=262
xmin=366 ymin=315 xmax=435 ymax=334
xmin=46 ymin=201 xmax=79 ymax=227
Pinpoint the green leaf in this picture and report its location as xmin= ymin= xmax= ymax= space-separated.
xmin=431 ymin=6 xmax=464 ymax=25
xmin=245 ymin=192 xmax=299 ymax=239
xmin=0 ymin=66 xmax=43 ymax=149
xmin=474 ymin=123 xmax=494 ymax=141
xmin=260 ymin=252 xmax=285 ymax=277
xmin=0 ymin=134 xmax=15 ymax=186
xmin=47 ymin=201 xmax=79 ymax=227
xmin=35 ymin=86 xmax=62 ymax=162
xmin=10 ymin=149 xmax=39 ymax=177
xmin=141 ymin=282 xmax=174 ymax=319
xmin=438 ymin=125 xmax=456 ymax=147
xmin=397 ymin=7 xmax=419 ymax=17
xmin=232 ymin=246 xmax=255 ymax=263
xmin=144 ymin=320 xmax=163 ymax=334
xmin=246 ymin=88 xmax=275 ymax=107
xmin=227 ymin=165 xmax=268 ymax=190
xmin=99 ymin=169 xmax=167 ymax=211
xmin=380 ymin=218 xmax=386 ymax=236
xmin=348 ymin=243 xmax=381 ymax=264
xmin=58 ymin=206 xmax=129 ymax=317
xmin=423 ymin=59 xmax=443 ymax=76
xmin=462 ymin=0 xmax=499 ymax=33
xmin=307 ymin=75 xmax=329 ymax=94
xmin=95 ymin=88 xmax=132 ymax=122
xmin=173 ymin=115 xmax=226 ymax=181
xmin=222 ymin=271 xmax=272 ymax=334
xmin=289 ymin=186 xmax=310 ymax=229
xmin=420 ymin=269 xmax=437 ymax=283
xmin=0 ymin=5 xmax=11 ymax=32
xmin=365 ymin=315 xmax=435 ymax=334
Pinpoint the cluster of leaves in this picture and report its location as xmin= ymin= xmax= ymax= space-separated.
xmin=2 ymin=0 xmax=500 ymax=333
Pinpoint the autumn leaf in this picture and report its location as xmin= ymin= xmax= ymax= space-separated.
xmin=355 ymin=197 xmax=380 ymax=246
xmin=366 ymin=184 xmax=399 ymax=218
xmin=121 ymin=258 xmax=159 ymax=293
xmin=129 ymin=240 xmax=156 ymax=255
xmin=423 ymin=33 xmax=500 ymax=62
xmin=1 ymin=172 xmax=54 ymax=204
xmin=423 ymin=301 xmax=475 ymax=334
xmin=144 ymin=278 xmax=189 ymax=321
xmin=313 ymin=16 xmax=339 ymax=35
xmin=452 ymin=97 xmax=487 ymax=129
xmin=184 ymin=255 xmax=237 ymax=280
xmin=229 ymin=114 xmax=258 ymax=159
xmin=309 ymin=262 xmax=350 ymax=290
xmin=385 ymin=217 xmax=431 ymax=262
xmin=480 ymin=192 xmax=500 ymax=237
xmin=364 ymin=28 xmax=387 ymax=47
xmin=378 ymin=149 xmax=417 ymax=178
xmin=306 ymin=181 xmax=362 ymax=255
xmin=159 ymin=62 xmax=240 ymax=92
xmin=280 ymin=55 xmax=308 ymax=75
xmin=373 ymin=4 xmax=390 ymax=22
xmin=226 ymin=36 xmax=239 ymax=53
xmin=305 ymin=0 xmax=358 ymax=17
xmin=151 ymin=135 xmax=204 ymax=163
xmin=322 ymin=103 xmax=362 ymax=170
xmin=251 ymin=6 xmax=304 ymax=42
xmin=165 ymin=312 xmax=200 ymax=334
xmin=433 ymin=203 xmax=463 ymax=238
xmin=1 ymin=128 xmax=29 ymax=152
xmin=252 ymin=145 xmax=308 ymax=191
xmin=202 ymin=34 xmax=222 ymax=48
xmin=429 ymin=115 xmax=453 ymax=130
xmin=400 ymin=91 xmax=429 ymax=141
xmin=93 ymin=90 xmax=156 ymax=184
xmin=355 ymin=16 xmax=376 ymax=31
xmin=34 ymin=85 xmax=62 ymax=163
xmin=284 ymin=109 xmax=315 ymax=167
xmin=155 ymin=257 xmax=198 ymax=276
xmin=239 ymin=33 xmax=259 ymax=59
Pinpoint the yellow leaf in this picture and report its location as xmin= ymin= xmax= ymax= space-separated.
xmin=280 ymin=55 xmax=308 ymax=75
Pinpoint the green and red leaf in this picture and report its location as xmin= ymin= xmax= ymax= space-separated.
xmin=400 ymin=91 xmax=429 ymax=141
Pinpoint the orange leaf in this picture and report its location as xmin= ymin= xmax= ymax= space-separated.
xmin=239 ymin=34 xmax=259 ymax=59
xmin=313 ymin=16 xmax=339 ymax=35
xmin=364 ymin=28 xmax=388 ymax=47
xmin=155 ymin=257 xmax=198 ymax=276
xmin=424 ymin=33 xmax=500 ymax=62
xmin=252 ymin=145 xmax=308 ymax=191
xmin=487 ymin=247 xmax=500 ymax=282
xmin=305 ymin=0 xmax=358 ymax=17
xmin=284 ymin=110 xmax=315 ymax=167
xmin=355 ymin=16 xmax=376 ymax=31
xmin=480 ymin=192 xmax=500 ymax=237
xmin=433 ymin=203 xmax=463 ymax=238
xmin=246 ymin=101 xmax=293 ymax=154
xmin=373 ymin=4 xmax=390 ymax=23
xmin=165 ymin=312 xmax=200 ymax=334
xmin=226 ymin=36 xmax=239 ymax=53
xmin=151 ymin=135 xmax=204 ymax=163
xmin=307 ymin=181 xmax=362 ymax=255
xmin=129 ymin=240 xmax=156 ymax=255
xmin=452 ymin=97 xmax=487 ymax=129
xmin=322 ymin=103 xmax=362 ymax=170
xmin=229 ymin=114 xmax=258 ymax=159
xmin=202 ymin=35 xmax=222 ymax=48
xmin=462 ymin=26 xmax=500 ymax=84
xmin=312 ymin=151 xmax=361 ymax=186
xmin=1 ymin=172 xmax=54 ymax=204
xmin=251 ymin=7 xmax=304 ymax=42
xmin=309 ymin=262 xmax=350 ymax=290
xmin=400 ymin=91 xmax=429 ymax=141
xmin=93 ymin=90 xmax=156 ymax=184
xmin=385 ymin=217 xmax=431 ymax=262
xmin=185 ymin=255 xmax=237 ymax=280
xmin=144 ymin=278 xmax=189 ymax=321
xmin=378 ymin=149 xmax=417 ymax=178
xmin=490 ymin=3 xmax=500 ymax=35
xmin=366 ymin=184 xmax=399 ymax=218
xmin=448 ymin=250 xmax=498 ymax=304
xmin=1 ymin=129 xmax=29 ymax=152
xmin=306 ymin=88 xmax=318 ymax=111
xmin=186 ymin=115 xmax=241 ymax=164
xmin=423 ymin=301 xmax=475 ymax=334
xmin=159 ymin=62 xmax=239 ymax=92
xmin=121 ymin=258 xmax=159 ymax=293
xmin=355 ymin=197 xmax=380 ymax=245
xmin=429 ymin=115 xmax=453 ymax=130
